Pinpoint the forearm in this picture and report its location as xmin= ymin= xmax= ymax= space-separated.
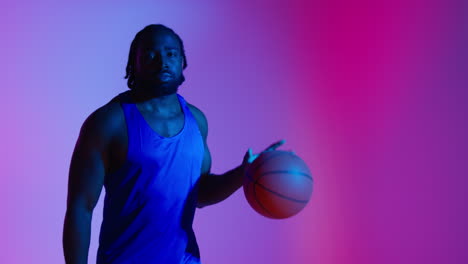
xmin=63 ymin=207 xmax=92 ymax=264
xmin=197 ymin=164 xmax=245 ymax=208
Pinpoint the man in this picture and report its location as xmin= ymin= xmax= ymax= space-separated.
xmin=63 ymin=24 xmax=286 ymax=264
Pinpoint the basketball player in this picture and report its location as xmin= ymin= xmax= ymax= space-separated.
xmin=62 ymin=24 xmax=286 ymax=264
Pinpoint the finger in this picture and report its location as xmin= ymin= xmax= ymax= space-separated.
xmin=250 ymin=153 xmax=259 ymax=163
xmin=265 ymin=139 xmax=286 ymax=152
xmin=244 ymin=148 xmax=258 ymax=163
xmin=243 ymin=148 xmax=251 ymax=163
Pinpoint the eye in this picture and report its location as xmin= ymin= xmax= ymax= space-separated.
xmin=141 ymin=52 xmax=155 ymax=63
xmin=168 ymin=51 xmax=177 ymax=57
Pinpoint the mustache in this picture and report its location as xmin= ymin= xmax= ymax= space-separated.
xmin=146 ymin=69 xmax=172 ymax=75
xmin=137 ymin=72 xmax=185 ymax=85
xmin=158 ymin=69 xmax=171 ymax=74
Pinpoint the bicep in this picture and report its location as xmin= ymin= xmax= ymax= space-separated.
xmin=189 ymin=103 xmax=211 ymax=176
xmin=66 ymin=117 xmax=107 ymax=213
xmin=200 ymin=140 xmax=212 ymax=176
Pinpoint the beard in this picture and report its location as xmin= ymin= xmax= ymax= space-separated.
xmin=133 ymin=73 xmax=185 ymax=97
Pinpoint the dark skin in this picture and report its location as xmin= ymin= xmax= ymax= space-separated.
xmin=62 ymin=30 xmax=286 ymax=264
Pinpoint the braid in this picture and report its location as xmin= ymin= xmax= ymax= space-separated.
xmin=124 ymin=24 xmax=187 ymax=89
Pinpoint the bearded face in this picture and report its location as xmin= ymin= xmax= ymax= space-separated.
xmin=133 ymin=30 xmax=185 ymax=97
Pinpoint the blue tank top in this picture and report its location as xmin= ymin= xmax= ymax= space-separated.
xmin=97 ymin=91 xmax=204 ymax=264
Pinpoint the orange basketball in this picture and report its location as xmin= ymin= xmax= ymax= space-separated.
xmin=243 ymin=150 xmax=313 ymax=219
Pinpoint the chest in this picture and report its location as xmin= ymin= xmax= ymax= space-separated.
xmin=107 ymin=109 xmax=186 ymax=174
xmin=139 ymin=110 xmax=185 ymax=138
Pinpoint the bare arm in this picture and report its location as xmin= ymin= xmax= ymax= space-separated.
xmin=190 ymin=105 xmax=237 ymax=209
xmin=63 ymin=109 xmax=111 ymax=264
xmin=196 ymin=141 xmax=285 ymax=209
xmin=195 ymin=116 xmax=245 ymax=208
xmin=189 ymin=104 xmax=286 ymax=209
xmin=188 ymin=105 xmax=255 ymax=208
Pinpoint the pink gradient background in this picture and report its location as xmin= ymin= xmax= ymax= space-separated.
xmin=2 ymin=0 xmax=467 ymax=263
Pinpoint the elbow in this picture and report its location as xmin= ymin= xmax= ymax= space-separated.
xmin=196 ymin=199 xmax=208 ymax=209
xmin=196 ymin=180 xmax=208 ymax=209
xmin=65 ymin=203 xmax=93 ymax=221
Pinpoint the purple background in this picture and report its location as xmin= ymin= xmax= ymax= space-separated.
xmin=2 ymin=0 xmax=467 ymax=263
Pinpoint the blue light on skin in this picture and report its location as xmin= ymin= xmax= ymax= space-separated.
xmin=132 ymin=30 xmax=185 ymax=100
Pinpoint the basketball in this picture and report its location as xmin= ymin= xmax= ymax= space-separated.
xmin=243 ymin=150 xmax=313 ymax=219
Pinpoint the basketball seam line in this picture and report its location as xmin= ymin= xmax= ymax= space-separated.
xmin=252 ymin=179 xmax=275 ymax=218
xmin=246 ymin=170 xmax=312 ymax=203
xmin=250 ymin=152 xmax=286 ymax=177
xmin=257 ymin=170 xmax=313 ymax=181
xmin=255 ymin=182 xmax=310 ymax=204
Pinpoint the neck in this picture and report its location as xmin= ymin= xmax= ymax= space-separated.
xmin=129 ymin=89 xmax=180 ymax=114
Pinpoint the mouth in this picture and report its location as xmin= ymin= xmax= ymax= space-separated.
xmin=156 ymin=71 xmax=173 ymax=82
xmin=158 ymin=71 xmax=172 ymax=77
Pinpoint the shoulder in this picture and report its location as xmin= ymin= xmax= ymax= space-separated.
xmin=80 ymin=94 xmax=125 ymax=146
xmin=186 ymin=102 xmax=208 ymax=139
